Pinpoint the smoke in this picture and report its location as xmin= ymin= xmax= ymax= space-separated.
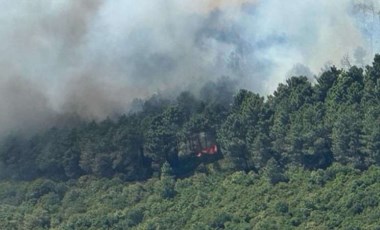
xmin=0 ymin=0 xmax=378 ymax=135
xmin=0 ymin=76 xmax=55 ymax=135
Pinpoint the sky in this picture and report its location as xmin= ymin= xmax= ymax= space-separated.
xmin=0 ymin=0 xmax=379 ymax=135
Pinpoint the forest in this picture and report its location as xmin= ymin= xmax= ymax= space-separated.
xmin=1 ymin=55 xmax=380 ymax=229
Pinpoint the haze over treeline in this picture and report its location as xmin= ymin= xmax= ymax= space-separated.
xmin=0 ymin=0 xmax=379 ymax=136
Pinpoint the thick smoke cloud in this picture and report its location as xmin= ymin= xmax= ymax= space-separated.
xmin=0 ymin=0 xmax=378 ymax=135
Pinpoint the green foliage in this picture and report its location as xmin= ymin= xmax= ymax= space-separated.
xmin=332 ymin=106 xmax=366 ymax=169
xmin=2 ymin=164 xmax=380 ymax=229
xmin=263 ymin=158 xmax=287 ymax=184
xmin=157 ymin=162 xmax=176 ymax=199
xmin=2 ymin=57 xmax=380 ymax=179
xmin=1 ymin=55 xmax=380 ymax=228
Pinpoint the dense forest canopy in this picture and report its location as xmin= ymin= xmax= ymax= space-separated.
xmin=2 ymin=163 xmax=380 ymax=229
xmin=1 ymin=55 xmax=380 ymax=229
xmin=2 ymin=1 xmax=380 ymax=229
xmin=1 ymin=55 xmax=380 ymax=181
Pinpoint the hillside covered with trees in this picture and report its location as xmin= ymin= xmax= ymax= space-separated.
xmin=1 ymin=55 xmax=380 ymax=229
xmin=2 ymin=164 xmax=380 ymax=229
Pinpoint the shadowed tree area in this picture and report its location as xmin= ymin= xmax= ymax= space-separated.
xmin=1 ymin=56 xmax=380 ymax=228
xmin=2 ymin=56 xmax=380 ymax=180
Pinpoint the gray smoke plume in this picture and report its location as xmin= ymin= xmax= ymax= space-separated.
xmin=0 ymin=0 xmax=379 ymax=136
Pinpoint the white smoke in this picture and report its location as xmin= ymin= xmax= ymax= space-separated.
xmin=0 ymin=0 xmax=378 ymax=135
